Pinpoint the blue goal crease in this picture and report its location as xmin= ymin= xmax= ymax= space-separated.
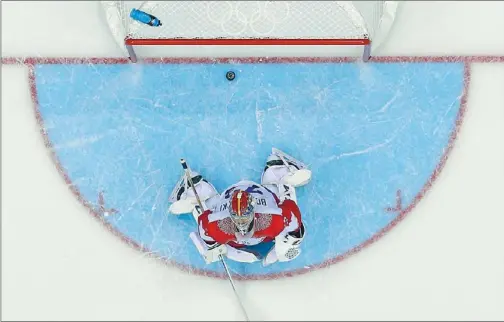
xmin=33 ymin=61 xmax=465 ymax=276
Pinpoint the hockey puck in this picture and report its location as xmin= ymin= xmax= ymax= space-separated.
xmin=226 ymin=71 xmax=236 ymax=81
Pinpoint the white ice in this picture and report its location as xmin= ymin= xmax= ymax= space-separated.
xmin=2 ymin=1 xmax=504 ymax=320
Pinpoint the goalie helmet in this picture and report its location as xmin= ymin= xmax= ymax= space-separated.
xmin=229 ymin=190 xmax=255 ymax=235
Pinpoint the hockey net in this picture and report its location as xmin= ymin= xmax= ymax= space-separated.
xmin=101 ymin=1 xmax=399 ymax=62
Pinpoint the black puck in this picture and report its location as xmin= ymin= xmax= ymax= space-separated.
xmin=226 ymin=71 xmax=236 ymax=81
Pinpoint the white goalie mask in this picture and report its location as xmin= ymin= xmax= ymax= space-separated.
xmin=229 ymin=190 xmax=255 ymax=235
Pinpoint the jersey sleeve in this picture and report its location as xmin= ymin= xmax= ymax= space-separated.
xmin=278 ymin=199 xmax=304 ymax=235
xmin=197 ymin=210 xmax=217 ymax=244
xmin=197 ymin=209 xmax=235 ymax=245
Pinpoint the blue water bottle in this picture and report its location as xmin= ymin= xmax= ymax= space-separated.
xmin=130 ymin=8 xmax=162 ymax=27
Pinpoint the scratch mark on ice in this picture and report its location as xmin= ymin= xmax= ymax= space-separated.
xmin=211 ymin=136 xmax=237 ymax=148
xmin=127 ymin=182 xmax=155 ymax=211
xmin=319 ymin=115 xmax=412 ymax=164
xmin=378 ymin=91 xmax=400 ymax=113
xmin=53 ymin=134 xmax=105 ymax=149
xmin=255 ymin=102 xmax=264 ymax=144
xmin=432 ymin=95 xmax=461 ymax=135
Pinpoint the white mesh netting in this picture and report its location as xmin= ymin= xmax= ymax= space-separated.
xmin=131 ymin=1 xmax=368 ymax=40
xmin=102 ymin=1 xmax=397 ymax=43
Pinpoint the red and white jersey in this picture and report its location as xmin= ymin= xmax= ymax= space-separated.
xmin=197 ymin=181 xmax=303 ymax=248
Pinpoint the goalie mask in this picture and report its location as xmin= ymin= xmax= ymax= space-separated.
xmin=229 ymin=190 xmax=255 ymax=235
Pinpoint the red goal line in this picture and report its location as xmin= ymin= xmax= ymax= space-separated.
xmin=1 ymin=56 xmax=503 ymax=66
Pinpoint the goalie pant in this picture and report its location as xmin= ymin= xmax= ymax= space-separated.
xmin=195 ymin=181 xmax=306 ymax=265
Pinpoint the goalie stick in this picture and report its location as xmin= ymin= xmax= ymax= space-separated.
xmin=179 ymin=159 xmax=250 ymax=322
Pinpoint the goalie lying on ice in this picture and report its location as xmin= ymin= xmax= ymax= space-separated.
xmin=168 ymin=148 xmax=311 ymax=267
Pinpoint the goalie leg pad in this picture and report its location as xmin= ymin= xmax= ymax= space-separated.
xmin=261 ymin=151 xmax=312 ymax=187
xmin=190 ymin=194 xmax=220 ymax=222
xmin=168 ymin=172 xmax=219 ymax=215
xmin=263 ymin=183 xmax=298 ymax=203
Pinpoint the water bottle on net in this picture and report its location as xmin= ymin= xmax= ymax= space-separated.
xmin=130 ymin=9 xmax=162 ymax=27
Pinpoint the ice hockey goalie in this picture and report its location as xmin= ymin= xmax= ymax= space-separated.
xmin=168 ymin=148 xmax=311 ymax=267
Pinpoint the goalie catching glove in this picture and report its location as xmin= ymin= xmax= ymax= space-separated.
xmin=263 ymin=222 xmax=306 ymax=266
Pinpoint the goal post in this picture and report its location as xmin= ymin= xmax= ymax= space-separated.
xmin=101 ymin=1 xmax=399 ymax=63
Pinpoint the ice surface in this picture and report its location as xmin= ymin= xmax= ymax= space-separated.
xmin=32 ymin=61 xmax=464 ymax=278
xmin=2 ymin=1 xmax=504 ymax=321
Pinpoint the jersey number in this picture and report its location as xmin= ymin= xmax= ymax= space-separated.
xmin=224 ymin=184 xmax=263 ymax=199
xmin=245 ymin=185 xmax=263 ymax=195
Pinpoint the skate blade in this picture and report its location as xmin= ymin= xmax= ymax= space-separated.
xmin=272 ymin=147 xmax=308 ymax=169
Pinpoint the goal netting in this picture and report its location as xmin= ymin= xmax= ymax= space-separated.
xmin=101 ymin=1 xmax=399 ymax=62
